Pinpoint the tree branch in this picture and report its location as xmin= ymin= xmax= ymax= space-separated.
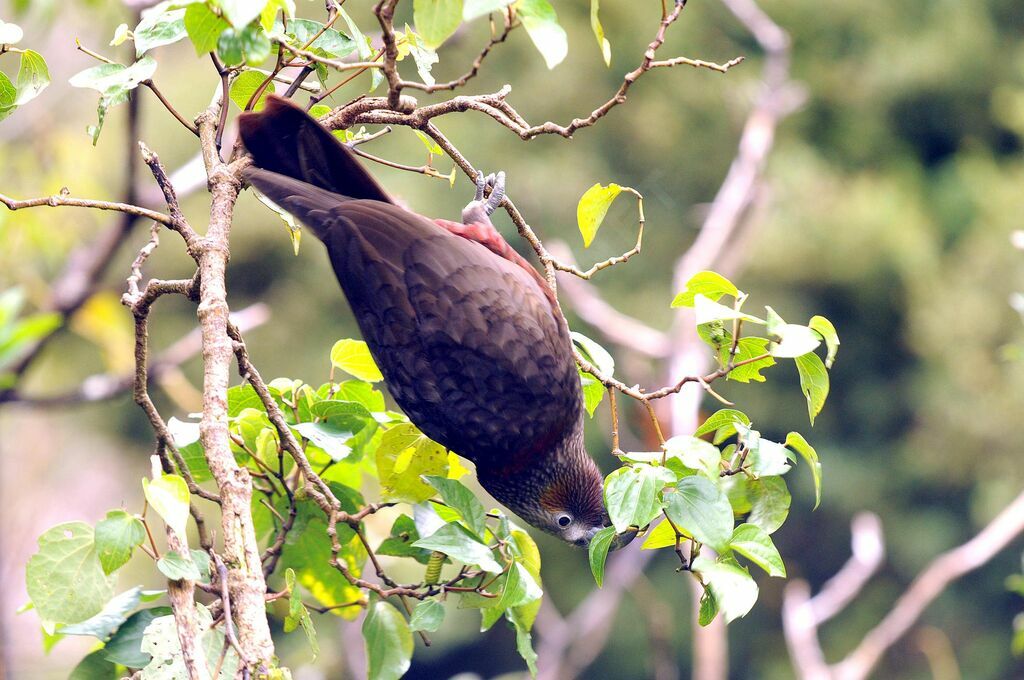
xmin=0 ymin=190 xmax=172 ymax=226
xmin=783 ymin=492 xmax=1024 ymax=680
xmin=192 ymin=108 xmax=276 ymax=671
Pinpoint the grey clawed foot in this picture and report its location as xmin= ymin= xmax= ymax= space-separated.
xmin=483 ymin=171 xmax=506 ymax=216
xmin=463 ymin=171 xmax=507 ymax=224
xmin=474 ymin=172 xmax=487 ymax=202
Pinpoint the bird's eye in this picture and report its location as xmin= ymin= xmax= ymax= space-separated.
xmin=556 ymin=513 xmax=572 ymax=528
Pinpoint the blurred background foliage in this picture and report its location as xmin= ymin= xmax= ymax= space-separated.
xmin=1 ymin=0 xmax=1023 ymax=678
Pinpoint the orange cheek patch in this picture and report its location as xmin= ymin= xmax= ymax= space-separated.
xmin=539 ymin=480 xmax=570 ymax=513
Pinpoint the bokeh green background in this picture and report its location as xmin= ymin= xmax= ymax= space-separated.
xmin=1 ymin=0 xmax=1023 ymax=678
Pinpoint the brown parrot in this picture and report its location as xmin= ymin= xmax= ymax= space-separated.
xmin=239 ymin=96 xmax=634 ymax=549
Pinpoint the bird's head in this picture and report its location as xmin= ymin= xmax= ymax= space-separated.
xmin=478 ymin=436 xmax=637 ymax=550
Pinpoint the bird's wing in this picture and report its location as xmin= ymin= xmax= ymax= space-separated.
xmin=243 ymin=171 xmax=583 ymax=468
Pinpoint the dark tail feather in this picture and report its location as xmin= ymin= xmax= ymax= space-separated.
xmin=238 ymin=95 xmax=393 ymax=204
xmin=244 ymin=167 xmax=350 ymax=241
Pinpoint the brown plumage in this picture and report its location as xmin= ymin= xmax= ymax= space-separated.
xmin=239 ymin=96 xmax=633 ymax=548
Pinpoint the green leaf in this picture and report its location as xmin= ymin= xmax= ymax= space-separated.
xmin=95 ymin=510 xmax=145 ymax=574
xmin=69 ymin=56 xmax=157 ymax=94
xmin=15 ymin=49 xmax=49 ymax=105
xmin=691 ymin=555 xmax=758 ymax=623
xmin=156 ymin=550 xmax=205 ymax=582
xmin=279 ymin=488 xmax=367 ymax=619
xmin=363 ymin=598 xmax=413 ymax=680
xmin=293 ymin=421 xmax=358 ymax=461
xmin=376 ymin=423 xmax=451 ymax=503
xmin=110 ymin=23 xmax=131 ymax=47
xmin=809 ymin=315 xmax=840 ymax=368
xmin=260 ymin=0 xmax=295 ymax=31
xmin=423 ymin=475 xmax=488 ymax=538
xmin=785 ymin=431 xmax=822 ymax=509
xmin=69 ymin=650 xmax=118 ymax=680
xmin=311 ymin=398 xmax=373 ymax=422
xmin=574 ymin=331 xmax=613 ymax=417
xmin=513 ymin=617 xmax=539 ymax=676
xmin=577 ymin=182 xmax=622 ymax=247
xmin=69 ymin=56 xmax=157 ymax=144
xmin=639 ymin=518 xmax=679 ymax=550
xmin=335 ymin=379 xmax=387 ymax=411
xmin=26 ymin=522 xmax=118 ymax=630
xmin=589 ymin=0 xmax=611 ymax=65
xmin=142 ymin=474 xmax=190 ymax=539
xmin=409 ymin=598 xmax=445 ymax=632
xmin=26 ymin=522 xmax=117 ymax=626
xmin=729 ymin=523 xmax=785 ymax=577
xmin=139 ymin=606 xmax=238 ymax=678
xmin=0 ymin=71 xmax=17 ymax=121
xmin=721 ymin=336 xmax=776 ymax=383
xmin=184 ymin=3 xmax=230 ymax=55
xmin=664 ymin=476 xmax=734 ymax=552
xmin=516 ymin=0 xmax=567 ymax=69
xmin=499 ymin=561 xmax=542 ymax=611
xmin=697 ymin=320 xmax=729 ymax=351
xmin=339 ymin=8 xmax=383 ymax=91
xmin=284 ymin=568 xmax=319 ymax=658
xmin=571 ymin=331 xmax=615 ymax=375
xmin=331 ymin=338 xmax=384 ymax=382
xmin=413 ymin=129 xmax=443 ymax=155
xmin=273 ymin=17 xmax=356 ymax=59
xmin=377 ymin=514 xmax=434 ymax=564
xmin=795 ymin=351 xmax=830 ymax=425
xmin=401 ymin=28 xmax=440 ymax=86
xmin=603 ymin=465 xmax=674 ymax=533
xmin=0 ymin=310 xmax=61 ymax=367
xmin=0 ymin=20 xmax=24 ymax=45
xmin=463 ymin=0 xmax=514 ymax=21
xmin=735 ymin=424 xmax=791 ymax=478
xmin=746 ymin=476 xmax=791 ymax=534
xmin=102 ymin=606 xmax=172 ymax=668
xmin=414 ymin=0 xmax=464 ymax=49
xmin=217 ymin=23 xmax=271 ymax=66
xmin=671 ymin=271 xmax=739 ymax=307
xmin=413 ymin=522 xmax=502 ymax=572
xmin=59 ymin=586 xmax=144 ymax=639
xmin=134 ymin=8 xmax=188 ymax=56
xmin=226 ymin=384 xmax=264 ymax=416
xmin=508 ymin=528 xmax=542 ymax=630
xmin=587 ymin=525 xmax=616 ymax=587
xmin=766 ymin=306 xmax=822 ymax=358
xmin=694 ymin=409 xmax=751 ymax=445
xmin=220 ymin=0 xmax=270 ymax=29
xmin=228 ymin=69 xmax=270 ymax=110
xmin=579 ymin=373 xmax=605 ymax=417
xmin=664 ymin=436 xmax=721 ymax=479
xmin=698 ymin=589 xmax=719 ymax=627
xmin=694 ymin=295 xmax=765 ymax=325
xmin=721 ymin=467 xmax=751 ymax=514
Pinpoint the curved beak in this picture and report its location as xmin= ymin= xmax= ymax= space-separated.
xmin=610 ymin=525 xmax=639 ymax=551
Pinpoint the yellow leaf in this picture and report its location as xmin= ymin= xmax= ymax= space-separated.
xmin=376 ymin=423 xmax=449 ymax=502
xmin=70 ymin=292 xmax=134 ymax=373
xmin=576 ymin=182 xmax=622 ymax=248
xmin=447 ymin=452 xmax=470 ymax=479
xmin=330 ymin=339 xmax=383 ymax=382
xmin=590 ymin=0 xmax=611 ymax=66
xmin=640 ymin=518 xmax=681 ymax=550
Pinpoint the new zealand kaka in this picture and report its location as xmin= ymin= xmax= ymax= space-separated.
xmin=239 ymin=96 xmax=634 ymax=549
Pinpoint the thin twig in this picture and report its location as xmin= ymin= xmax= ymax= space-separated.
xmin=0 ymin=190 xmax=172 ymax=226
